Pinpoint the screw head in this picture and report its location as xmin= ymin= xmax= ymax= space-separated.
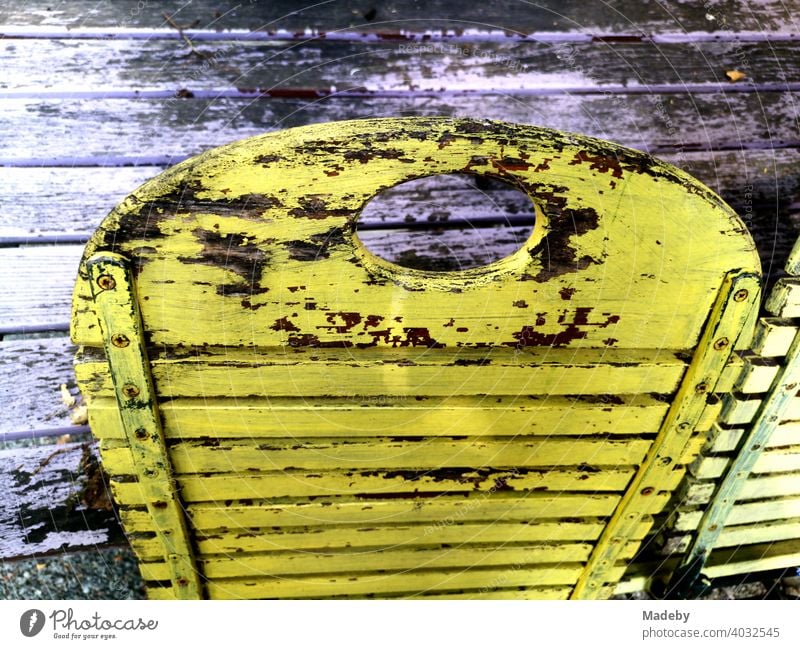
xmin=134 ymin=427 xmax=148 ymax=440
xmin=122 ymin=383 xmax=140 ymax=398
xmin=713 ymin=337 xmax=730 ymax=351
xmin=111 ymin=334 xmax=130 ymax=348
xmin=708 ymin=524 xmax=718 ymax=531
xmin=640 ymin=487 xmax=655 ymax=496
xmin=733 ymin=289 xmax=749 ymax=302
xmin=96 ymin=274 xmax=116 ymax=291
xmin=695 ymin=382 xmax=709 ymax=394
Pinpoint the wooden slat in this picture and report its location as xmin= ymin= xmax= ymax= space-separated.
xmin=750 ymin=317 xmax=798 ymax=357
xmin=766 ymin=278 xmax=800 ymax=317
xmin=1 ymin=0 xmax=794 ymax=33
xmin=0 ymin=336 xmax=78 ymax=433
xmin=111 ymin=466 xmax=647 ymax=503
xmin=184 ymin=493 xmax=621 ymax=530
xmin=666 ymin=518 xmax=800 ymax=554
xmin=734 ymin=354 xmax=780 ymax=393
xmin=200 ymin=545 xmax=602 ymax=578
xmin=3 ymin=40 xmax=800 ymax=91
xmin=104 ymin=437 xmax=653 ymax=474
xmin=674 ymin=496 xmax=800 ymax=531
xmin=86 ymin=394 xmax=670 ymax=440
xmin=685 ymin=474 xmax=800 ymax=504
xmin=691 ymin=446 xmax=800 ymax=479
xmin=2 ymin=94 xmax=799 ymax=164
xmin=709 ymin=421 xmax=800 ymax=453
xmin=204 ymin=564 xmax=627 ymax=599
xmin=77 ymin=349 xmax=689 ymax=399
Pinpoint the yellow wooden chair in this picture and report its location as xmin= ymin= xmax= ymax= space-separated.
xmin=70 ymin=117 xmax=760 ymax=599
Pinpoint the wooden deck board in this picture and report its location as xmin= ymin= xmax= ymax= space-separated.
xmin=4 ymin=39 xmax=800 ymax=91
xmin=1 ymin=0 xmax=795 ymax=33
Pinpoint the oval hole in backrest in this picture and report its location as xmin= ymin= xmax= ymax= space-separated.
xmin=355 ymin=174 xmax=537 ymax=272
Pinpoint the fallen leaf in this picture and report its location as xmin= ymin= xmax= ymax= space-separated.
xmin=60 ymin=383 xmax=76 ymax=407
xmin=726 ymin=70 xmax=747 ymax=82
xmin=70 ymin=404 xmax=88 ymax=426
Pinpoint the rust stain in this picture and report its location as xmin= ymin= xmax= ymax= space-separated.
xmin=505 ymin=308 xmax=620 ymax=348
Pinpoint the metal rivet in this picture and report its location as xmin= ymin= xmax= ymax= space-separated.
xmin=708 ymin=524 xmax=718 ymax=531
xmin=177 ymin=578 xmax=189 ymax=587
xmin=96 ymin=274 xmax=116 ymax=291
xmin=134 ymin=428 xmax=148 ymax=440
xmin=733 ymin=289 xmax=749 ymax=302
xmin=695 ymin=382 xmax=708 ymax=394
xmin=111 ymin=334 xmax=130 ymax=348
xmin=752 ymin=444 xmax=761 ymax=451
xmin=678 ymin=423 xmax=691 ymax=431
xmin=122 ymin=384 xmax=140 ymax=398
xmin=640 ymin=487 xmax=655 ymax=496
xmin=713 ymin=337 xmax=729 ymax=351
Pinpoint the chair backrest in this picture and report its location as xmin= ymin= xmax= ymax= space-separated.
xmin=71 ymin=117 xmax=761 ymax=599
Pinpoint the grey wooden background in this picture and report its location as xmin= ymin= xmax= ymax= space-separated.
xmin=1 ymin=0 xmax=798 ymax=597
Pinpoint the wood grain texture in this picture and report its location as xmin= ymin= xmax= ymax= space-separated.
xmin=3 ymin=39 xmax=798 ymax=91
xmin=1 ymin=0 xmax=795 ymax=33
xmin=0 ymin=441 xmax=123 ymax=559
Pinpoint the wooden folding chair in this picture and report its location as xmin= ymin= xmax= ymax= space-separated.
xmin=71 ymin=117 xmax=760 ymax=599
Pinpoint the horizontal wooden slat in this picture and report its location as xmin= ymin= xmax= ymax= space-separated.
xmin=87 ymin=394 xmax=670 ymax=441
xmin=185 ymin=493 xmax=620 ymax=530
xmin=674 ymin=496 xmax=800 ymax=531
xmin=733 ymin=354 xmax=780 ymax=393
xmin=719 ymin=392 xmax=764 ymax=424
xmin=665 ymin=518 xmax=800 ymax=555
xmin=704 ymin=539 xmax=800 ymax=579
xmin=77 ymin=349 xmax=688 ymax=400
xmin=0 ymin=336 xmax=78 ymax=433
xmin=750 ymin=317 xmax=798 ymax=357
xmin=709 ymin=421 xmax=800 ymax=452
xmin=111 ymin=466 xmax=648 ymax=503
xmin=204 ymin=564 xmax=625 ymax=599
xmin=198 ymin=541 xmax=641 ymax=579
xmin=2 ymin=94 xmax=799 ymax=164
xmin=1 ymin=0 xmax=794 ymax=33
xmin=103 ymin=437 xmax=653 ymax=475
xmin=4 ymin=39 xmax=799 ymax=91
xmin=766 ymin=278 xmax=800 ymax=317
xmin=691 ymin=446 xmax=800 ymax=479
xmin=685 ymin=474 xmax=800 ymax=504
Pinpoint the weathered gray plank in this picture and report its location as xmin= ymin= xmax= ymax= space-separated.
xmin=0 ymin=336 xmax=79 ymax=432
xmin=0 ymin=0 xmax=795 ymax=33
xmin=3 ymin=148 xmax=796 ymax=240
xmin=0 ymin=441 xmax=124 ymax=560
xmin=1 ymin=93 xmax=798 ymax=164
xmin=0 ymin=246 xmax=81 ymax=331
xmin=1 ymin=39 xmax=797 ymax=91
xmin=0 ymin=167 xmax=160 ymax=238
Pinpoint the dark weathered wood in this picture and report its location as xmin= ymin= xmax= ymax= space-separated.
xmin=0 ymin=441 xmax=124 ymax=560
xmin=0 ymin=337 xmax=80 ymax=432
xmin=2 ymin=39 xmax=798 ymax=91
xmin=0 ymin=0 xmax=795 ymax=33
xmin=2 ymin=93 xmax=798 ymax=165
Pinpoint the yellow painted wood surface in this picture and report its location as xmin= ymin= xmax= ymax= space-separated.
xmin=70 ymin=118 xmax=761 ymax=599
